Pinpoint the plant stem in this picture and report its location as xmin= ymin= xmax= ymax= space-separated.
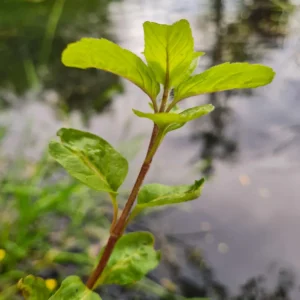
xmin=86 ymin=235 xmax=119 ymax=289
xmin=166 ymin=99 xmax=177 ymax=112
xmin=124 ymin=206 xmax=143 ymax=227
xmin=159 ymin=86 xmax=169 ymax=112
xmin=86 ymin=124 xmax=161 ymax=289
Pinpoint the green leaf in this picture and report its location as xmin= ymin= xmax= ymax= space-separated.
xmin=166 ymin=104 xmax=214 ymax=132
xmin=49 ymin=128 xmax=128 ymax=193
xmin=96 ymin=232 xmax=160 ymax=286
xmin=133 ymin=104 xmax=214 ymax=132
xmin=17 ymin=275 xmax=51 ymax=300
xmin=49 ymin=276 xmax=102 ymax=300
xmin=188 ymin=51 xmax=205 ymax=75
xmin=143 ymin=19 xmax=196 ymax=88
xmin=62 ymin=38 xmax=160 ymax=101
xmin=174 ymin=62 xmax=275 ymax=102
xmin=137 ymin=178 xmax=205 ymax=209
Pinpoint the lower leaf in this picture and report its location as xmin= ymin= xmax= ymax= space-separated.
xmin=49 ymin=276 xmax=102 ymax=300
xmin=95 ymin=232 xmax=160 ymax=287
xmin=18 ymin=275 xmax=51 ymax=300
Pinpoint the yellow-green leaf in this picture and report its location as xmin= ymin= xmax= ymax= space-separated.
xmin=188 ymin=51 xmax=205 ymax=75
xmin=49 ymin=128 xmax=128 ymax=193
xmin=17 ymin=275 xmax=51 ymax=300
xmin=133 ymin=104 xmax=214 ymax=131
xmin=174 ymin=62 xmax=275 ymax=102
xmin=96 ymin=232 xmax=160 ymax=286
xmin=49 ymin=276 xmax=101 ymax=300
xmin=143 ymin=19 xmax=197 ymax=88
xmin=62 ymin=38 xmax=160 ymax=101
xmin=137 ymin=178 xmax=205 ymax=209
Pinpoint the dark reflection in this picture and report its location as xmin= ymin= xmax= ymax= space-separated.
xmin=232 ymin=269 xmax=295 ymax=300
xmin=162 ymin=232 xmax=296 ymax=299
xmin=246 ymin=0 xmax=292 ymax=40
xmin=194 ymin=251 xmax=295 ymax=299
xmin=0 ymin=0 xmax=123 ymax=118
xmin=192 ymin=0 xmax=292 ymax=177
xmin=181 ymin=244 xmax=296 ymax=300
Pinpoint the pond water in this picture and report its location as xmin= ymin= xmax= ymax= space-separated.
xmin=1 ymin=0 xmax=300 ymax=298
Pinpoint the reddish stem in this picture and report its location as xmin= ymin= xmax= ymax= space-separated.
xmin=86 ymin=125 xmax=159 ymax=289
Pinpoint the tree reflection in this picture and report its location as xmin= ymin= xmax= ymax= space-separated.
xmin=192 ymin=0 xmax=292 ymax=177
xmin=0 ymin=0 xmax=123 ymax=118
xmin=232 ymin=268 xmax=295 ymax=300
xmin=155 ymin=234 xmax=297 ymax=299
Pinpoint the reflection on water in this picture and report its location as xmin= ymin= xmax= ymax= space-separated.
xmin=1 ymin=0 xmax=300 ymax=299
xmin=192 ymin=0 xmax=293 ymax=177
xmin=0 ymin=0 xmax=123 ymax=117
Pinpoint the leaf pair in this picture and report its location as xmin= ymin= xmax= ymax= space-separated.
xmin=19 ymin=232 xmax=160 ymax=299
xmin=49 ymin=127 xmax=206 ymax=224
xmin=133 ymin=104 xmax=214 ymax=134
xmin=62 ymin=19 xmax=275 ymax=106
xmin=62 ymin=19 xmax=198 ymax=103
xmin=49 ymin=128 xmax=205 ymax=210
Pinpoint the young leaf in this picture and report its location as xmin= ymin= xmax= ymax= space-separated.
xmin=166 ymin=104 xmax=214 ymax=132
xmin=137 ymin=178 xmax=205 ymax=209
xmin=174 ymin=62 xmax=275 ymax=102
xmin=49 ymin=276 xmax=102 ymax=300
xmin=188 ymin=51 xmax=205 ymax=75
xmin=96 ymin=232 xmax=160 ymax=286
xmin=133 ymin=104 xmax=214 ymax=132
xmin=143 ymin=19 xmax=196 ymax=88
xmin=17 ymin=275 xmax=51 ymax=300
xmin=62 ymin=38 xmax=160 ymax=101
xmin=49 ymin=128 xmax=128 ymax=193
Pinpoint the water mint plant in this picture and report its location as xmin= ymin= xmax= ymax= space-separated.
xmin=18 ymin=19 xmax=275 ymax=299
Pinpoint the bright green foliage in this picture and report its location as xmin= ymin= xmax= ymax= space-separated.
xmin=133 ymin=104 xmax=214 ymax=132
xmin=143 ymin=19 xmax=199 ymax=87
xmin=17 ymin=275 xmax=51 ymax=300
xmin=188 ymin=51 xmax=205 ymax=75
xmin=62 ymin=38 xmax=160 ymax=101
xmin=174 ymin=62 xmax=276 ymax=102
xmin=48 ymin=128 xmax=128 ymax=194
xmin=96 ymin=232 xmax=160 ymax=286
xmin=49 ymin=276 xmax=102 ymax=300
xmin=137 ymin=178 xmax=205 ymax=209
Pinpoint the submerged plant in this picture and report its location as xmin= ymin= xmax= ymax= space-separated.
xmin=18 ymin=19 xmax=275 ymax=299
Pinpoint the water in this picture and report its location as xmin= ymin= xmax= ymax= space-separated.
xmin=1 ymin=0 xmax=300 ymax=298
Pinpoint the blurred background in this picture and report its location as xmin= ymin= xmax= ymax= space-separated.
xmin=1 ymin=0 xmax=300 ymax=299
